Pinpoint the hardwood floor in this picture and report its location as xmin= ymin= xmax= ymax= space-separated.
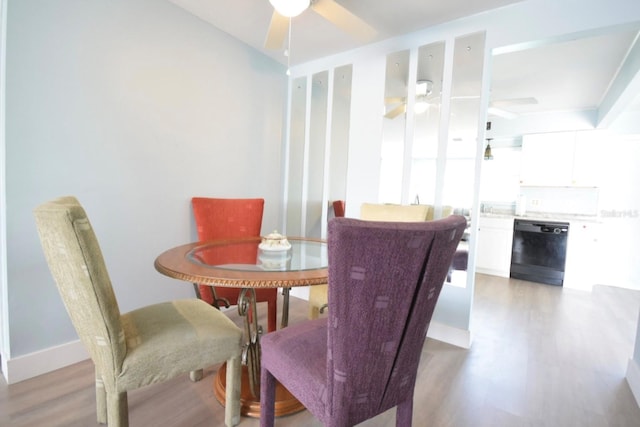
xmin=2 ymin=274 xmax=639 ymax=426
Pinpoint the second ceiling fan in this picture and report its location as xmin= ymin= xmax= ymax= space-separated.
xmin=264 ymin=0 xmax=377 ymax=50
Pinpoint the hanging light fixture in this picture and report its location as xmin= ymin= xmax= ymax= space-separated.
xmin=484 ymin=138 xmax=494 ymax=160
xmin=269 ymin=0 xmax=309 ymax=17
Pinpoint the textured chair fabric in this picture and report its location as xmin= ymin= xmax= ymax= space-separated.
xmin=262 ymin=215 xmax=467 ymax=427
xmin=191 ymin=197 xmax=278 ymax=332
xmin=308 ymin=203 xmax=431 ymax=320
xmin=34 ymin=196 xmax=243 ymax=427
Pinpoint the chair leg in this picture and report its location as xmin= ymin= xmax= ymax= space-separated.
xmin=107 ymin=390 xmax=129 ymax=427
xmin=309 ymin=304 xmax=320 ymax=320
xmin=396 ymin=398 xmax=413 ymax=427
xmin=267 ymin=298 xmax=277 ymax=332
xmin=260 ymin=367 xmax=276 ymax=427
xmin=189 ymin=369 xmax=204 ymax=382
xmin=95 ymin=374 xmax=107 ymax=424
xmin=225 ymin=355 xmax=242 ymax=427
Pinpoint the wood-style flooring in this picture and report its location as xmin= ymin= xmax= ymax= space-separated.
xmin=1 ymin=274 xmax=639 ymax=426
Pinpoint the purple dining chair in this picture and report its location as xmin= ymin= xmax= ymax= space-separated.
xmin=260 ymin=215 xmax=467 ymax=427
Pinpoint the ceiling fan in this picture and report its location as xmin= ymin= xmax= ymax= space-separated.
xmin=264 ymin=0 xmax=377 ymax=50
xmin=384 ymin=80 xmax=444 ymax=119
xmin=385 ymin=84 xmax=538 ymax=120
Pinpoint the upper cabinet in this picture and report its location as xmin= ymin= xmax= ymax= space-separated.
xmin=520 ymin=130 xmax=600 ymax=187
xmin=572 ymin=130 xmax=602 ymax=187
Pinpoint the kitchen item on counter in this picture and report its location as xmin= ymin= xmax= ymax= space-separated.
xmin=510 ymin=219 xmax=569 ymax=286
xmin=516 ymin=194 xmax=527 ymax=216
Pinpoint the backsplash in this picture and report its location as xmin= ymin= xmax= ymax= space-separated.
xmin=519 ymin=186 xmax=599 ymax=216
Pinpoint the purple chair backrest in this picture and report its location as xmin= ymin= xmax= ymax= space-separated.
xmin=325 ymin=216 xmax=466 ymax=425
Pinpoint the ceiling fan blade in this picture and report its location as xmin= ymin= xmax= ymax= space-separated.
xmin=311 ymin=0 xmax=376 ymax=42
xmin=487 ymin=106 xmax=519 ymax=119
xmin=490 ymin=97 xmax=538 ymax=108
xmin=385 ymin=104 xmax=406 ymax=119
xmin=264 ymin=11 xmax=289 ymax=50
xmin=451 ymin=95 xmax=480 ymax=100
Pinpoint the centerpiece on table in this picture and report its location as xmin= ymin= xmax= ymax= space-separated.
xmin=258 ymin=230 xmax=292 ymax=270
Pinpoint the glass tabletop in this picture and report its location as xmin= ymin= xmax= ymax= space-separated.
xmin=187 ymin=238 xmax=328 ymax=272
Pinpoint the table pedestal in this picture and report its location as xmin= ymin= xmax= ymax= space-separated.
xmin=214 ymin=363 xmax=305 ymax=418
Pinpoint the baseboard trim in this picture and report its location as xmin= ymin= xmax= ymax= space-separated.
xmin=626 ymin=357 xmax=640 ymax=407
xmin=475 ymin=268 xmax=510 ymax=278
xmin=427 ymin=321 xmax=472 ymax=349
xmin=1 ymin=322 xmax=473 ymax=383
xmin=4 ymin=340 xmax=89 ymax=384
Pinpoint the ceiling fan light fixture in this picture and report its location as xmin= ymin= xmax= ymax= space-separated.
xmin=414 ymin=98 xmax=430 ymax=114
xmin=269 ymin=0 xmax=310 ymax=18
xmin=416 ymin=80 xmax=433 ymax=96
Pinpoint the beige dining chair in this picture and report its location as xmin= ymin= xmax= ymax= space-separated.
xmin=33 ymin=196 xmax=243 ymax=427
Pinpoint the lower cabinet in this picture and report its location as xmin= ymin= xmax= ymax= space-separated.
xmin=563 ymin=220 xmax=601 ymax=291
xmin=476 ymin=216 xmax=514 ymax=277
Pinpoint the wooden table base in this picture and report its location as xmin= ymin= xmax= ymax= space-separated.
xmin=214 ymin=363 xmax=305 ymax=418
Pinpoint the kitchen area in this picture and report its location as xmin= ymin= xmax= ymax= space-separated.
xmin=477 ymin=128 xmax=640 ymax=293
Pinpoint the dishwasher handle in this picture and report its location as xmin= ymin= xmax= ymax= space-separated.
xmin=540 ymin=225 xmax=568 ymax=234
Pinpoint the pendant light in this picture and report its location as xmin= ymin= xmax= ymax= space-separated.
xmin=484 ymin=138 xmax=494 ymax=160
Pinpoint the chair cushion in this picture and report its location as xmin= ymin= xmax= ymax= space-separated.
xmin=118 ymin=299 xmax=242 ymax=390
xmin=261 ymin=318 xmax=329 ymax=418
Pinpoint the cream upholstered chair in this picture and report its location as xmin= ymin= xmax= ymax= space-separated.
xmin=360 ymin=202 xmax=430 ymax=221
xmin=33 ymin=197 xmax=243 ymax=427
xmin=307 ymin=203 xmax=431 ymax=319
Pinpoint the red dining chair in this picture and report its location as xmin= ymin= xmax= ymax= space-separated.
xmin=192 ymin=197 xmax=278 ymax=333
xmin=332 ymin=200 xmax=345 ymax=218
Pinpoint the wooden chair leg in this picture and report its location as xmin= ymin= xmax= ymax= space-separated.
xmin=267 ymin=298 xmax=277 ymax=332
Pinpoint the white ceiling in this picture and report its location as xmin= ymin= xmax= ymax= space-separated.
xmin=168 ymin=0 xmax=640 ymax=121
xmin=168 ymin=0 xmax=523 ymax=64
xmin=490 ymin=29 xmax=640 ymax=118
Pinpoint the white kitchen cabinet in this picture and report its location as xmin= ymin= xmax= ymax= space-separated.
xmin=563 ymin=220 xmax=601 ymax=291
xmin=520 ymin=132 xmax=575 ymax=186
xmin=520 ymin=131 xmax=601 ymax=187
xmin=571 ymin=131 xmax=602 ymax=187
xmin=476 ymin=216 xmax=514 ymax=277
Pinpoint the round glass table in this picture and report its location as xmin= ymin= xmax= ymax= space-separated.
xmin=154 ymin=237 xmax=328 ymax=417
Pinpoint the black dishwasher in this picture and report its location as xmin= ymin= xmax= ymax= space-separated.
xmin=510 ymin=219 xmax=569 ymax=286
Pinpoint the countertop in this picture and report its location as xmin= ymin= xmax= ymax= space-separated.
xmin=479 ymin=210 xmax=601 ymax=223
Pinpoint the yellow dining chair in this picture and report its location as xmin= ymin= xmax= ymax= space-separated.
xmin=34 ymin=196 xmax=243 ymax=427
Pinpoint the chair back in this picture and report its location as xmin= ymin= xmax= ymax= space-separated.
xmin=326 ymin=215 xmax=466 ymax=425
xmin=191 ymin=197 xmax=264 ymax=305
xmin=192 ymin=197 xmax=264 ymax=240
xmin=33 ymin=196 xmax=126 ymax=377
xmin=332 ymin=200 xmax=345 ymax=218
xmin=360 ymin=203 xmax=429 ymax=221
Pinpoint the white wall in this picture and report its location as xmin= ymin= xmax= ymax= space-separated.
xmin=2 ymin=0 xmax=286 ymax=382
